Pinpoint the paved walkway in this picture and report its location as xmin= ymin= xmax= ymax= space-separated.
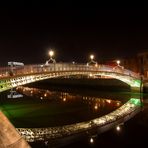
xmin=0 ymin=111 xmax=30 ymax=148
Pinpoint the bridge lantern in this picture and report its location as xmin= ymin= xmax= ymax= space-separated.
xmin=116 ymin=125 xmax=121 ymax=131
xmin=46 ymin=50 xmax=56 ymax=64
xmin=87 ymin=54 xmax=97 ymax=66
xmin=90 ymin=54 xmax=94 ymax=60
xmin=49 ymin=50 xmax=54 ymax=58
xmin=90 ymin=137 xmax=94 ymax=144
xmin=116 ymin=60 xmax=120 ymax=66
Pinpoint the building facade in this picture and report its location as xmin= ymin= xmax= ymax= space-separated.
xmin=137 ymin=52 xmax=148 ymax=78
xmin=122 ymin=52 xmax=148 ymax=78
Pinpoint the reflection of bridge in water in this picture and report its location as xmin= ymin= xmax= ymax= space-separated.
xmin=16 ymin=86 xmax=124 ymax=103
xmin=0 ymin=63 xmax=142 ymax=144
xmin=15 ymin=87 xmax=141 ymax=142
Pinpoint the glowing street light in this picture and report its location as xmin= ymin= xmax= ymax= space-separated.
xmin=45 ymin=49 xmax=56 ymax=64
xmin=87 ymin=53 xmax=98 ymax=66
xmin=63 ymin=98 xmax=66 ymax=102
xmin=49 ymin=50 xmax=54 ymax=58
xmin=94 ymin=104 xmax=98 ymax=110
xmin=116 ymin=125 xmax=121 ymax=131
xmin=90 ymin=137 xmax=94 ymax=144
xmin=90 ymin=54 xmax=94 ymax=60
xmin=115 ymin=60 xmax=124 ymax=69
xmin=116 ymin=60 xmax=120 ymax=66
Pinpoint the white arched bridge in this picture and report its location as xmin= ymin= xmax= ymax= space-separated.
xmin=0 ymin=63 xmax=142 ymax=93
xmin=0 ymin=62 xmax=142 ymax=145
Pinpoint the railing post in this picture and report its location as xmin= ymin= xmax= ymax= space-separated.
xmin=140 ymin=75 xmax=143 ymax=93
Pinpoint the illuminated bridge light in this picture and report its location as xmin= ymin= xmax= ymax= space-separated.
xmin=94 ymin=104 xmax=98 ymax=110
xmin=117 ymin=102 xmax=121 ymax=106
xmin=106 ymin=100 xmax=111 ymax=104
xmin=63 ymin=98 xmax=66 ymax=102
xmin=116 ymin=125 xmax=121 ymax=131
xmin=90 ymin=137 xmax=94 ymax=144
xmin=44 ymin=93 xmax=47 ymax=97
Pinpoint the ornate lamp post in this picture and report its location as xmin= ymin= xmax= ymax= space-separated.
xmin=116 ymin=60 xmax=120 ymax=66
xmin=45 ymin=50 xmax=56 ymax=65
xmin=87 ymin=54 xmax=98 ymax=66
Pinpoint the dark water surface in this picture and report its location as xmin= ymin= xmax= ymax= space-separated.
xmin=0 ymin=82 xmax=146 ymax=148
xmin=0 ymin=86 xmax=128 ymax=128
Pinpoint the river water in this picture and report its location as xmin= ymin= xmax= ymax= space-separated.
xmin=0 ymin=81 xmax=147 ymax=147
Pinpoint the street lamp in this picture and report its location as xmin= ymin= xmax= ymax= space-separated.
xmin=49 ymin=50 xmax=54 ymax=58
xmin=116 ymin=125 xmax=121 ymax=131
xmin=90 ymin=54 xmax=94 ymax=61
xmin=90 ymin=137 xmax=94 ymax=144
xmin=45 ymin=50 xmax=56 ymax=65
xmin=87 ymin=54 xmax=98 ymax=66
xmin=116 ymin=60 xmax=120 ymax=66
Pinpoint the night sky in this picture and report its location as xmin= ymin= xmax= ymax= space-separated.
xmin=0 ymin=8 xmax=148 ymax=66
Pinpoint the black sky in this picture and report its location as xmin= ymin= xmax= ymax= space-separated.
xmin=0 ymin=8 xmax=148 ymax=66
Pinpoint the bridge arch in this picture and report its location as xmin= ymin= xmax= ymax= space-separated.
xmin=0 ymin=63 xmax=141 ymax=93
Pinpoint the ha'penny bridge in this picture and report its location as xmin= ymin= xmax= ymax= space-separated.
xmin=0 ymin=62 xmax=142 ymax=147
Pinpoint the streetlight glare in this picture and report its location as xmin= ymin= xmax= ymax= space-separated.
xmin=117 ymin=60 xmax=120 ymax=65
xmin=90 ymin=137 xmax=94 ymax=144
xmin=49 ymin=50 xmax=54 ymax=57
xmin=94 ymin=104 xmax=98 ymax=110
xmin=45 ymin=49 xmax=56 ymax=64
xmin=116 ymin=125 xmax=121 ymax=131
xmin=90 ymin=54 xmax=94 ymax=60
xmin=87 ymin=53 xmax=97 ymax=66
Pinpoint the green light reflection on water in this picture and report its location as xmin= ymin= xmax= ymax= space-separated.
xmin=129 ymin=98 xmax=141 ymax=106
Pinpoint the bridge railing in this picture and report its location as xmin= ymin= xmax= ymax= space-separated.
xmin=0 ymin=63 xmax=140 ymax=79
